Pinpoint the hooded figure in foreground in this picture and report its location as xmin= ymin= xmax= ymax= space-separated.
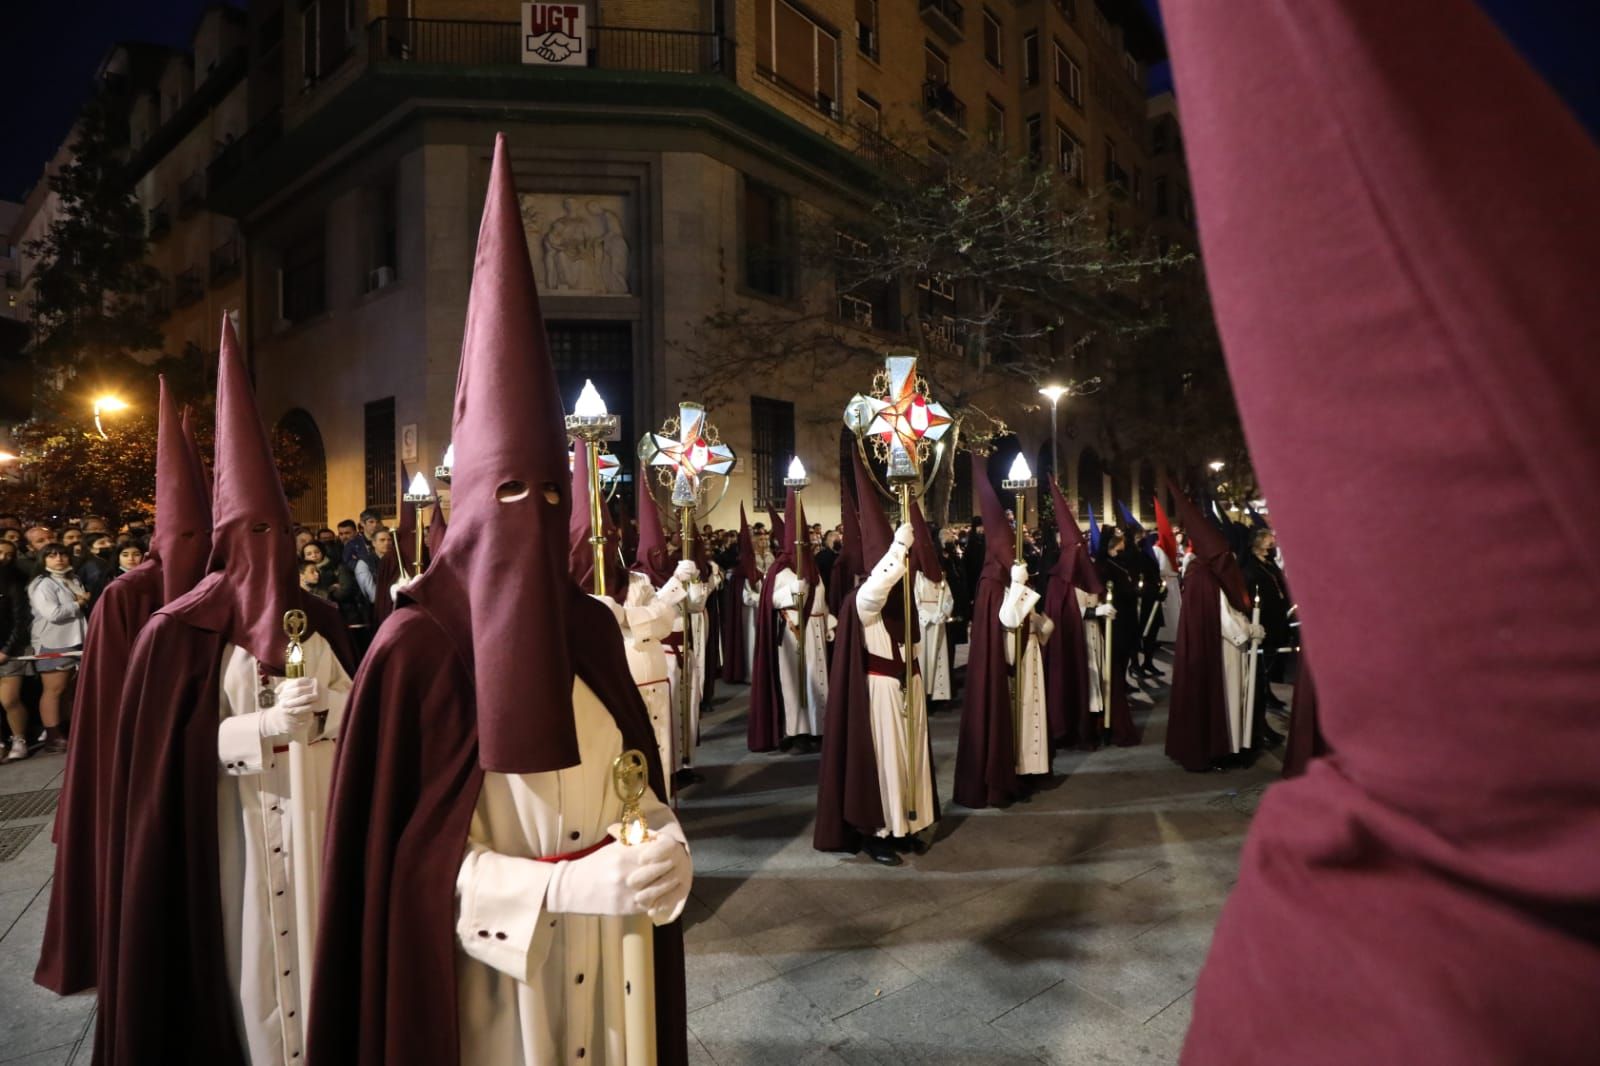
xmin=35 ymin=377 xmax=212 ymax=996
xmin=93 ymin=317 xmax=355 ymax=1065
xmin=308 ymin=135 xmax=690 ymax=1066
xmin=1163 ymin=2 xmax=1600 ymax=1061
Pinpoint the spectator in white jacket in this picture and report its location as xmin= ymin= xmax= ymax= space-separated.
xmin=27 ymin=544 xmax=89 ymax=753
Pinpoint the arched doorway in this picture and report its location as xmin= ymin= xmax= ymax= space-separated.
xmin=277 ymin=408 xmax=327 ymax=528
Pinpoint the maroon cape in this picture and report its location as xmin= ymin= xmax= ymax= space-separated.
xmin=93 ymin=586 xmax=352 ymax=1065
xmin=952 ymin=557 xmax=1020 ymax=808
xmin=718 ymin=578 xmax=747 ymax=683
xmin=307 ymin=588 xmax=686 ymax=1066
xmin=1041 ymin=480 xmax=1104 ymax=752
xmin=814 ymin=589 xmax=940 ymax=853
xmin=1280 ymin=661 xmax=1325 ymax=779
xmin=745 ymin=562 xmax=786 ymax=752
xmin=34 ymin=559 xmax=163 ymax=995
xmin=1162 ymin=560 xmax=1233 ymax=773
xmin=1167 ymin=2 xmax=1600 ymax=1060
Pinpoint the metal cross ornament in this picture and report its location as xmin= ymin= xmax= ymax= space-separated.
xmin=639 ymin=402 xmax=735 ymax=508
xmin=845 ymin=351 xmax=954 ymax=482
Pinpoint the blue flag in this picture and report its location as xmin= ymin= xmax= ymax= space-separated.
xmin=1087 ymin=502 xmax=1101 ymax=556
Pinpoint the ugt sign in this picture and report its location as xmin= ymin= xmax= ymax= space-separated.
xmin=522 ymin=3 xmax=587 ymax=66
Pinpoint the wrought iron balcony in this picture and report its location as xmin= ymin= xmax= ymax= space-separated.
xmin=922 ymin=80 xmax=967 ymax=132
xmin=366 ymin=18 xmax=734 ymax=76
xmin=919 ymin=0 xmax=965 ymax=44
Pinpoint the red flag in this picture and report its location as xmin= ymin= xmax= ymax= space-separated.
xmin=1152 ymin=494 xmax=1179 ymax=566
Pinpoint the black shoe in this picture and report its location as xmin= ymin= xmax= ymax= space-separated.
xmin=906 ymin=832 xmax=930 ymax=855
xmin=1257 ymin=725 xmax=1285 ymax=750
xmin=863 ymin=839 xmax=902 ymax=866
xmin=673 ymin=768 xmax=703 ymax=788
xmin=802 ymin=735 xmax=822 ymax=754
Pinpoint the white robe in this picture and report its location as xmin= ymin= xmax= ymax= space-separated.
xmin=665 ymin=564 xmax=720 ymax=757
xmin=1155 ymin=546 xmax=1182 ymax=643
xmin=741 ymin=577 xmax=762 ymax=678
xmin=1076 ymin=587 xmax=1106 ymax=725
xmin=770 ymin=566 xmax=833 ymax=737
xmin=999 ymin=580 xmax=1055 ymax=776
xmin=1219 ymin=592 xmax=1253 ymax=753
xmin=858 ymin=544 xmax=937 ymax=838
xmin=914 ymin=572 xmax=954 ymax=703
xmin=454 ymin=677 xmax=687 ymax=1066
xmin=216 ymin=635 xmax=352 ymax=1066
xmin=611 ymin=572 xmax=686 ymax=792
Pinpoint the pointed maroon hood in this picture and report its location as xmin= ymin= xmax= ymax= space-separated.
xmin=1049 ymin=476 xmax=1102 ymax=596
xmin=401 ymin=134 xmax=579 ymax=775
xmin=164 ymin=314 xmax=297 ymax=668
xmin=1168 ymin=477 xmax=1250 ymax=612
xmin=631 ymin=464 xmax=676 ymax=586
xmin=850 ymin=446 xmax=893 ymax=568
xmin=907 ymin=495 xmax=943 ymax=583
xmin=569 ymin=444 xmax=625 ymax=593
xmin=150 ymin=376 xmax=213 ymax=603
xmin=395 ymin=463 xmax=421 ymax=574
xmin=776 ymin=487 xmax=817 ymax=582
xmin=974 ymin=452 xmax=1015 ymax=573
xmin=181 ymin=404 xmax=214 ymax=503
xmin=736 ymin=503 xmax=758 ymax=584
xmin=425 ymin=499 xmax=448 ymax=553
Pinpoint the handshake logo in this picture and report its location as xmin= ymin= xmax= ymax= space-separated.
xmin=522 ymin=3 xmax=586 ymax=66
xmin=528 ymin=30 xmax=581 ymax=64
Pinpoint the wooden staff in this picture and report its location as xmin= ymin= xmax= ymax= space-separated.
xmin=896 ymin=481 xmax=921 ymax=820
xmin=612 ymin=750 xmax=657 ymax=1066
xmin=1242 ymin=585 xmax=1262 ymax=749
xmin=677 ymin=507 xmax=695 ymax=781
xmin=1011 ymin=492 xmax=1026 ymax=743
xmin=1102 ymin=582 xmax=1115 ymax=729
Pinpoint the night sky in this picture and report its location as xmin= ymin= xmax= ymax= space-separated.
xmin=3 ymin=0 xmax=1594 ymax=205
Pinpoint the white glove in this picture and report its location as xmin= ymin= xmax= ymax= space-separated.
xmin=1095 ymin=603 xmax=1117 ymax=619
xmin=672 ymin=560 xmax=698 ymax=585
xmin=629 ymin=833 xmax=693 ymax=925
xmin=1010 ymin=563 xmax=1029 ymax=586
xmin=893 ymin=523 xmax=915 ymax=549
xmin=259 ymin=677 xmax=320 ymax=738
xmin=1248 ymin=623 xmax=1266 ymax=642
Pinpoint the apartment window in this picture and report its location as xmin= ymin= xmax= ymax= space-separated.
xmin=1022 ymin=31 xmax=1038 ymax=86
xmin=835 ymin=233 xmax=899 ymax=333
xmin=924 ymin=41 xmax=950 ymax=86
xmin=1104 ymin=137 xmax=1124 ymax=190
xmin=985 ymin=96 xmax=1005 ymax=148
xmin=1056 ymin=124 xmax=1083 ymax=183
xmin=750 ymin=396 xmax=796 ymax=512
xmin=982 ymin=9 xmax=1003 ymax=70
xmin=855 ymin=0 xmax=878 ymax=60
xmin=1123 ymin=51 xmax=1140 ymax=82
xmin=280 ymin=225 xmax=326 ymax=324
xmin=1152 ymin=119 xmax=1168 ymax=155
xmin=1154 ymin=175 xmax=1169 ymax=217
xmin=1025 ymin=113 xmax=1042 ymax=164
xmin=364 ymin=397 xmax=397 ymax=520
xmin=741 ymin=179 xmax=792 ymax=299
xmin=1053 ymin=41 xmax=1082 ymax=106
xmin=1178 ymin=185 xmax=1195 ymax=225
xmin=755 ymin=0 xmax=841 ymax=119
xmin=301 ymin=0 xmax=321 ymax=87
xmin=1132 ymin=165 xmax=1143 ymax=203
xmin=366 ymin=178 xmax=399 ymax=291
xmin=857 ymin=91 xmax=882 ymax=133
xmin=548 ymin=323 xmax=635 ymax=460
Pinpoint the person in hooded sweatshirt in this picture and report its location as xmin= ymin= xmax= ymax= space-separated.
xmin=309 ymin=137 xmax=691 ymax=1066
xmin=91 ymin=315 xmax=355 ymax=1066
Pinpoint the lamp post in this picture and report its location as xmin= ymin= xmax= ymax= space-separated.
xmin=565 ymin=379 xmax=620 ymax=598
xmin=92 ymin=395 xmax=128 ymax=441
xmin=1001 ymin=453 xmax=1036 ymax=741
xmin=783 ymin=456 xmax=809 ymax=721
xmin=435 ymin=442 xmax=454 ymax=485
xmin=1038 ymin=384 xmax=1069 ymax=484
xmin=402 ymin=471 xmax=435 ymax=579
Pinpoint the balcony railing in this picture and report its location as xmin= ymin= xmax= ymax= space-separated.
xmin=919 ymin=0 xmax=965 ymax=43
xmin=366 ymin=18 xmax=734 ymax=76
xmin=754 ymin=66 xmax=841 ymax=121
xmin=174 ymin=267 xmax=204 ymax=308
xmin=210 ymin=237 xmax=241 ymax=282
xmin=922 ymin=80 xmax=966 ymax=132
xmin=148 ymin=202 xmax=171 ymax=240
xmin=849 ymin=122 xmax=926 ymax=184
xmin=178 ymin=171 xmax=206 ymax=216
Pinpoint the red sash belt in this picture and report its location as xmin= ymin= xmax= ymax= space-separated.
xmin=532 ymin=836 xmax=615 ymax=864
xmin=865 ymin=652 xmax=921 ymax=681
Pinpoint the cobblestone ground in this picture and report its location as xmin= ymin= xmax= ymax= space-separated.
xmin=0 ymin=649 xmax=1285 ymax=1065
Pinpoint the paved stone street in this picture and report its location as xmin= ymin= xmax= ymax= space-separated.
xmin=0 ymin=653 xmax=1283 ymax=1065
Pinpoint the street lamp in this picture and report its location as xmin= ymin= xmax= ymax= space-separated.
xmin=1038 ymin=384 xmax=1069 ymax=484
xmin=402 ymin=471 xmax=436 ymax=579
xmin=92 ymin=395 xmax=129 ymax=440
xmin=565 ymin=379 xmax=620 ymax=597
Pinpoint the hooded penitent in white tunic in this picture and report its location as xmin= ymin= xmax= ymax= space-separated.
xmin=999 ymin=576 xmax=1055 ymax=776
xmin=1076 ymin=586 xmax=1106 ymax=724
xmin=858 ymin=541 xmax=937 ymax=839
xmin=454 ymin=677 xmax=688 ymax=1066
xmin=914 ymin=571 xmax=955 ymax=703
xmin=1219 ymin=591 xmax=1253 ymax=752
xmin=1155 ymin=544 xmax=1182 ymax=643
xmin=770 ymin=566 xmax=833 ymax=737
xmin=665 ymin=563 xmax=720 ymax=754
xmin=611 ymin=570 xmax=688 ymax=793
xmin=215 ymin=633 xmax=351 ymax=1066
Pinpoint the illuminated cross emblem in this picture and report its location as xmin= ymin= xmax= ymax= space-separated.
xmin=568 ymin=445 xmax=621 ymax=483
xmin=845 ymin=351 xmax=954 ymax=481
xmin=639 ymin=402 xmax=735 ymax=508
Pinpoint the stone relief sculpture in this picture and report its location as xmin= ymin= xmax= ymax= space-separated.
xmin=521 ymin=193 xmax=632 ymax=296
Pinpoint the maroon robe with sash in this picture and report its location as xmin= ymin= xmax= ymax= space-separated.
xmin=1041 ymin=476 xmax=1103 ymax=751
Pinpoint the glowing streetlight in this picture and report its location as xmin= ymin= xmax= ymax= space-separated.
xmin=784 ymin=456 xmax=808 ymax=486
xmin=0 ymin=451 xmax=16 ymax=464
xmin=435 ymin=441 xmax=455 ymax=484
xmin=92 ymin=395 xmax=129 ymax=440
